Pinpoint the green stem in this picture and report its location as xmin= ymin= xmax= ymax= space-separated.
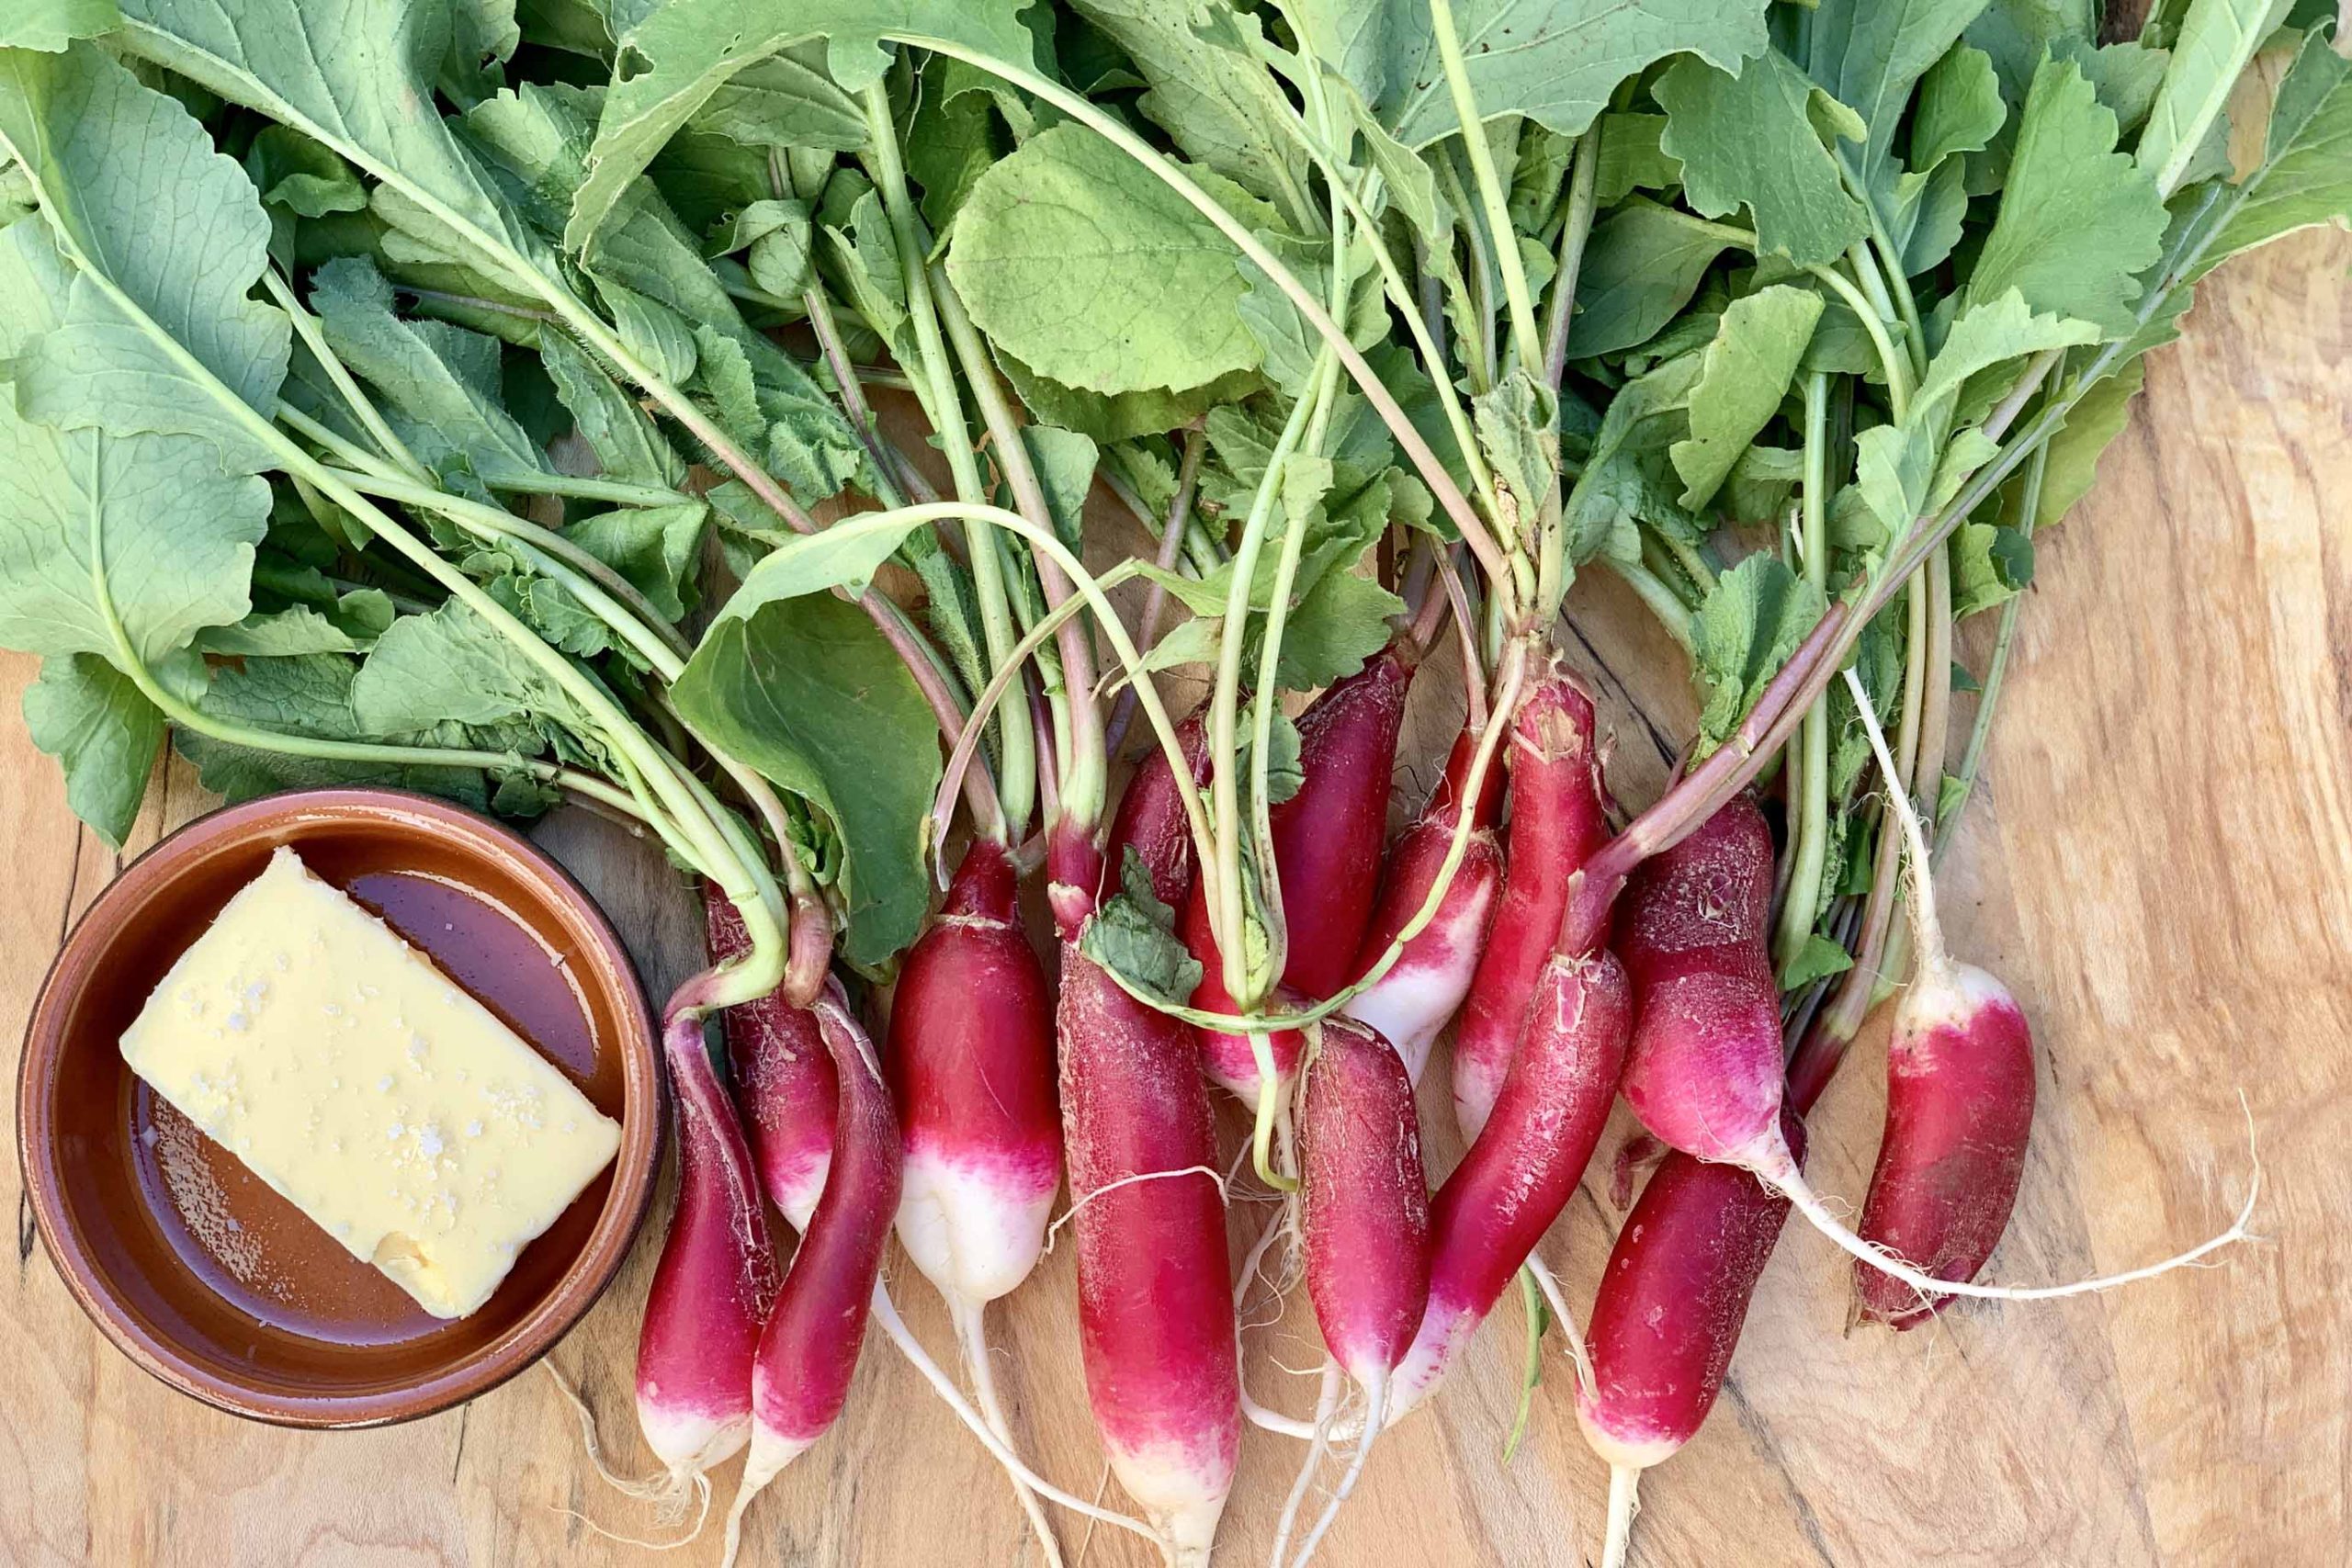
xmin=1772 ymin=373 xmax=1835 ymax=974
xmin=1430 ymin=0 xmax=1543 ymax=364
xmin=1939 ymin=437 xmax=2051 ymax=855
xmin=1806 ymin=260 xmax=1913 ymax=422
xmin=1541 ymin=129 xmax=1600 ymax=389
xmin=481 ymin=470 xmax=695 ymax=510
xmin=261 ymin=268 xmax=429 ymax=483
xmin=863 ymin=83 xmax=1036 ymax=839
xmin=1437 ymin=153 xmax=1498 ymax=391
xmin=1603 ymin=558 xmax=1697 ymax=655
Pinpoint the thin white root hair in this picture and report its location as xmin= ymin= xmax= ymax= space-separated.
xmin=541 ymin=1360 xmax=712 ymax=1527
xmin=1243 ymin=1387 xmax=1321 ymax=1440
xmin=1044 ymin=1166 xmax=1229 ymax=1255
xmin=1843 ymin=665 xmax=1947 ymax=972
xmin=868 ymin=1286 xmax=1164 ymax=1551
xmin=1270 ymin=1364 xmax=1343 ymax=1568
xmin=1600 ymin=1463 xmax=1641 ymax=1568
xmin=1524 ymin=1254 xmax=1594 ymax=1397
xmin=955 ymin=1297 xmax=1067 ymax=1568
xmin=1764 ymin=1128 xmax=2262 ymax=1304
xmin=1289 ymin=1372 xmax=1388 ymax=1567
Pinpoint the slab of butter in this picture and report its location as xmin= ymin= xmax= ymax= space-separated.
xmin=120 ymin=846 xmax=622 ymax=1319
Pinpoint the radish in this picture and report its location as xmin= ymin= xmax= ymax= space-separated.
xmin=1103 ymin=712 xmax=1211 ymax=912
xmin=1340 ymin=724 xmax=1506 ymax=1085
xmin=1451 ymin=659 xmax=1610 ymax=1138
xmin=632 ymin=987 xmax=781 ymax=1517
xmin=707 ymin=885 xmax=837 ymax=1230
xmin=1057 ymin=942 xmax=1241 ymax=1565
xmin=1266 ymin=639 xmax=1419 ymax=999
xmin=1275 ymin=1015 xmax=1431 ymax=1564
xmin=1853 ymin=965 xmax=2036 ymax=1327
xmin=1389 ymin=942 xmax=1632 ymax=1416
xmin=885 ymin=837 xmax=1066 ymax=1546
xmin=1181 ymin=875 xmax=1306 ymax=1101
xmin=1616 ymin=782 xmax=2255 ymax=1314
xmin=722 ymin=985 xmax=900 ymax=1563
xmin=1576 ymin=1110 xmax=1808 ymax=1568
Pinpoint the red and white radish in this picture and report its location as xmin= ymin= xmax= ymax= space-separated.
xmin=1390 ymin=943 xmax=1632 ymax=1416
xmin=1340 ymin=724 xmax=1505 ymax=1084
xmin=1058 ymin=942 xmax=1241 ymax=1565
xmin=1576 ymin=1109 xmax=1808 ymax=1568
xmin=707 ymin=885 xmax=837 ymax=1230
xmin=1265 ymin=639 xmax=1419 ymax=1000
xmin=632 ymin=981 xmax=780 ymax=1516
xmin=1181 ymin=875 xmax=1306 ymax=1102
xmin=1103 ymin=711 xmax=1210 ymax=913
xmin=1451 ymin=659 xmax=1610 ymax=1138
xmin=886 ymin=838 xmax=1065 ymax=1543
xmin=1275 ymin=1015 xmax=1431 ymax=1564
xmin=1617 ymin=784 xmax=2254 ymax=1314
xmin=721 ymin=984 xmax=900 ymax=1562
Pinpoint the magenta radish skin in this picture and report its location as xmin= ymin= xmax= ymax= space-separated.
xmin=1855 ymin=963 xmax=2037 ymax=1328
xmin=1267 ymin=640 xmax=1419 ymax=999
xmin=1391 ymin=946 xmax=1632 ymax=1414
xmin=1615 ymin=794 xmax=1785 ymax=1168
xmin=1341 ymin=726 xmax=1505 ymax=1085
xmin=1181 ymin=875 xmax=1306 ymax=1101
xmin=637 ymin=1003 xmax=781 ymax=1477
xmin=1451 ymin=661 xmax=1609 ymax=1138
xmin=1576 ymin=1110 xmax=1808 ymax=1471
xmin=707 ymin=885 xmax=836 ymax=1229
xmin=886 ymin=839 xmax=1062 ymax=1308
xmin=1299 ymin=1017 xmax=1430 ymax=1386
xmin=1104 ymin=712 xmax=1210 ymax=912
xmin=1058 ymin=943 xmax=1240 ymax=1563
xmin=737 ymin=989 xmax=902 ymax=1504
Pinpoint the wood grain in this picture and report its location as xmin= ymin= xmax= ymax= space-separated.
xmin=2 ymin=226 xmax=2346 ymax=1568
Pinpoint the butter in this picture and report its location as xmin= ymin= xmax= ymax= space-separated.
xmin=120 ymin=846 xmax=622 ymax=1319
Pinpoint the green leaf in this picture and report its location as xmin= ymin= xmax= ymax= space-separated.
xmin=1915 ymin=288 xmax=2100 ymax=415
xmin=352 ymin=599 xmax=592 ymax=733
xmin=2202 ymin=26 xmax=2352 ymax=266
xmin=947 ymin=123 xmax=1260 ymax=396
xmin=177 ymin=651 xmax=493 ymax=807
xmin=1657 ymin=50 xmax=1871 ymax=266
xmin=0 ymin=44 xmax=290 ymax=469
xmin=194 ymin=604 xmax=368 ymax=656
xmin=2036 ymin=354 xmax=2142 ymax=526
xmin=1691 ymin=551 xmax=1826 ymax=750
xmin=1023 ymin=424 xmax=1102 ymax=550
xmin=1779 ymin=931 xmax=1855 ymax=989
xmin=2137 ymin=0 xmax=2293 ymax=196
xmin=1669 ymin=285 xmax=1824 ymax=509
xmin=310 ymin=254 xmax=548 ymax=482
xmin=111 ymin=0 xmax=545 ymax=277
xmin=565 ymin=502 xmax=707 ymax=620
xmin=1068 ymin=0 xmax=1308 ymax=211
xmin=684 ymin=45 xmax=866 ymax=153
xmin=1273 ymin=569 xmax=1405 ymax=692
xmin=24 ymin=653 xmax=161 ymax=850
xmin=1290 ymin=0 xmax=1770 ymax=147
xmin=996 ymin=351 xmax=1259 ymax=442
xmin=712 ymin=509 xmax=930 ymax=607
xmin=1079 ymin=847 xmax=1201 ymax=1006
xmin=1 ymin=0 xmax=119 ymax=51
xmin=0 ymin=219 xmax=270 ymax=675
xmin=674 ymin=593 xmax=941 ymax=964
xmin=1908 ymin=43 xmax=2007 ymax=175
xmin=1951 ymin=518 xmax=2034 ymax=616
xmin=244 ymin=124 xmax=367 ymax=218
xmin=1803 ymin=0 xmax=1993 ymax=202
xmin=539 ymin=327 xmax=686 ymax=487
xmin=1472 ymin=368 xmax=1560 ymax=537
xmin=1567 ymin=198 xmax=1744 ymax=358
xmin=1965 ymin=56 xmax=2167 ymax=336
xmin=1593 ymin=111 xmax=1680 ymax=206
xmin=567 ymin=0 xmax=1035 ymax=252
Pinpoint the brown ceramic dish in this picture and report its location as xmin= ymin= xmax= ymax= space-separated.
xmin=18 ymin=788 xmax=661 ymax=1427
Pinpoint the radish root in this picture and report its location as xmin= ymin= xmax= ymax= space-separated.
xmin=540 ymin=1361 xmax=714 ymax=1530
xmin=1043 ymin=1166 xmax=1230 ymax=1255
xmin=1288 ymin=1374 xmax=1389 ymax=1567
xmin=1600 ymin=1464 xmax=1640 ymax=1568
xmin=1270 ymin=1364 xmax=1342 ymax=1567
xmin=955 ymin=1298 xmax=1068 ymax=1568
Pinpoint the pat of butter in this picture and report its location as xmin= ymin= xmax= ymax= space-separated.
xmin=120 ymin=846 xmax=622 ymax=1319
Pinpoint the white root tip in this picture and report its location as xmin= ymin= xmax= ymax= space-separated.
xmin=953 ymin=1297 xmax=1068 ymax=1568
xmin=869 ymin=1286 xmax=1165 ymax=1551
xmin=540 ymin=1361 xmax=715 ymax=1533
xmin=1270 ymin=1365 xmax=1342 ymax=1568
xmin=1290 ymin=1376 xmax=1388 ymax=1568
xmin=1524 ymin=1254 xmax=1595 ymax=1397
xmin=1600 ymin=1464 xmax=1641 ymax=1568
xmin=1758 ymin=1119 xmax=2262 ymax=1307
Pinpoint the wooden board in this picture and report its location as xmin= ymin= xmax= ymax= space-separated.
xmin=3 ymin=225 xmax=2346 ymax=1568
